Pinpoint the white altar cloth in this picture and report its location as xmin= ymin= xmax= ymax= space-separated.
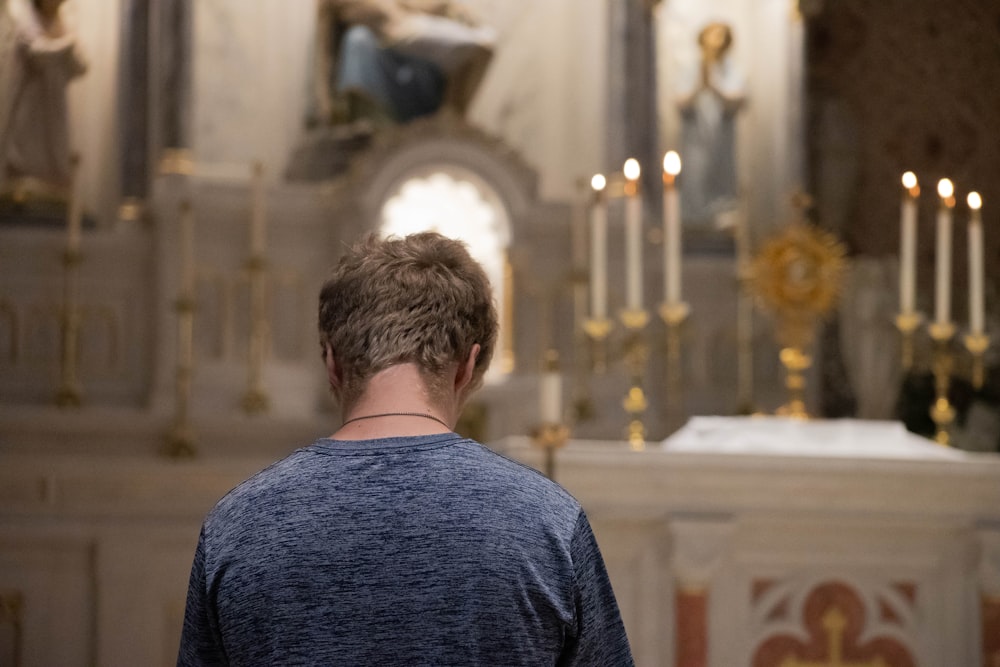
xmin=661 ymin=416 xmax=965 ymax=461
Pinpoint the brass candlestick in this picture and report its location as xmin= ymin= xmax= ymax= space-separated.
xmin=582 ymin=317 xmax=613 ymax=374
xmin=965 ymin=333 xmax=991 ymax=391
xmin=164 ymin=293 xmax=197 ymax=458
xmin=241 ymin=255 xmax=270 ymax=414
xmin=895 ymin=311 xmax=923 ymax=372
xmin=659 ymin=301 xmax=690 ymax=432
xmin=164 ymin=199 xmax=197 ymax=458
xmin=55 ymin=248 xmax=83 ymax=407
xmin=620 ymin=308 xmax=649 ymax=451
xmin=929 ymin=322 xmax=956 ymax=446
xmin=531 ymin=422 xmax=570 ymax=480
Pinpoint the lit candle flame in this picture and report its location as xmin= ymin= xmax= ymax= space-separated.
xmin=901 ymin=171 xmax=917 ymax=190
xmin=623 ymin=158 xmax=641 ymax=181
xmin=591 ymin=174 xmax=606 ymax=192
xmin=663 ymin=151 xmax=682 ymax=177
xmin=968 ymin=192 xmax=982 ymax=210
xmin=937 ymin=178 xmax=954 ymax=199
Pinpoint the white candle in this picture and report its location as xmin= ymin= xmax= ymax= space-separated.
xmin=662 ymin=151 xmax=683 ymax=305
xmin=899 ymin=172 xmax=919 ymax=315
xmin=935 ymin=178 xmax=955 ymax=326
xmin=623 ymin=158 xmax=643 ymax=311
xmin=67 ymin=153 xmax=82 ymax=253
xmin=968 ymin=192 xmax=984 ymax=336
xmin=179 ymin=200 xmax=195 ymax=297
xmin=250 ymin=161 xmax=266 ymax=257
xmin=589 ymin=174 xmax=608 ymax=320
xmin=539 ymin=350 xmax=562 ymax=423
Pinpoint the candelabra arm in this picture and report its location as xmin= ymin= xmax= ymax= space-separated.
xmin=965 ymin=333 xmax=991 ymax=391
xmin=929 ymin=324 xmax=956 ymax=446
xmin=659 ymin=302 xmax=690 ymax=433
xmin=242 ymin=256 xmax=271 ymax=415
xmin=164 ymin=296 xmax=197 ymax=458
xmin=894 ymin=312 xmax=923 ymax=373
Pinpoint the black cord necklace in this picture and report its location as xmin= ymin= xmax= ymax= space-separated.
xmin=340 ymin=411 xmax=452 ymax=430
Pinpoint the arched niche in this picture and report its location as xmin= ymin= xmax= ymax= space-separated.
xmin=335 ymin=117 xmax=541 ymax=382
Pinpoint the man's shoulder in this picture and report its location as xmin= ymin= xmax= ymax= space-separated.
xmin=456 ymin=439 xmax=583 ymax=511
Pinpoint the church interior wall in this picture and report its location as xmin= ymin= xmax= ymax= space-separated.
xmin=2 ymin=0 xmax=1000 ymax=664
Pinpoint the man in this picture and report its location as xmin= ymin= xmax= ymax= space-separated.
xmin=177 ymin=232 xmax=634 ymax=666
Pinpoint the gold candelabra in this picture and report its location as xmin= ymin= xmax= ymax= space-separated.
xmin=619 ymin=308 xmax=650 ymax=450
xmin=659 ymin=301 xmax=690 ymax=432
xmin=532 ymin=349 xmax=570 ymax=479
xmin=578 ymin=159 xmax=690 ymax=447
xmin=165 ymin=291 xmax=197 ymax=457
xmin=242 ymin=162 xmax=271 ymax=415
xmin=241 ymin=255 xmax=271 ymax=414
xmin=896 ymin=319 xmax=990 ymax=447
xmin=927 ymin=322 xmax=957 ymax=445
xmin=164 ymin=199 xmax=197 ymax=458
xmin=532 ymin=422 xmax=570 ymax=480
xmin=965 ymin=331 xmax=991 ymax=391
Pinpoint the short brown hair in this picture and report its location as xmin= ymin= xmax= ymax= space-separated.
xmin=318 ymin=232 xmax=498 ymax=406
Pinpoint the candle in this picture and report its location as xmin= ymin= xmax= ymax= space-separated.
xmin=589 ymin=174 xmax=608 ymax=320
xmin=662 ymin=151 xmax=683 ymax=305
xmin=968 ymin=192 xmax=984 ymax=336
xmin=539 ymin=350 xmax=562 ymax=424
xmin=899 ymin=172 xmax=919 ymax=315
xmin=935 ymin=178 xmax=955 ymax=326
xmin=250 ymin=161 xmax=266 ymax=257
xmin=66 ymin=153 xmax=82 ymax=253
xmin=623 ymin=158 xmax=643 ymax=311
xmin=179 ymin=200 xmax=195 ymax=297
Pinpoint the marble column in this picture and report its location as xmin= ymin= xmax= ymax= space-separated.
xmin=156 ymin=0 xmax=192 ymax=154
xmin=606 ymin=0 xmax=661 ymax=216
xmin=119 ymin=0 xmax=151 ymax=201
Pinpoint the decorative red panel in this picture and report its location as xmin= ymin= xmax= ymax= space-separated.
xmin=676 ymin=589 xmax=707 ymax=667
xmin=752 ymin=581 xmax=916 ymax=667
xmin=983 ymin=596 xmax=1000 ymax=667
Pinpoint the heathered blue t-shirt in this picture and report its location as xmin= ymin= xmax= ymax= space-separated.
xmin=177 ymin=434 xmax=634 ymax=666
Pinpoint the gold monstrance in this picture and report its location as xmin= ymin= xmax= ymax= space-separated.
xmin=748 ymin=218 xmax=847 ymax=418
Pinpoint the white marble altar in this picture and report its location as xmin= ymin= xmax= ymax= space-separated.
xmin=502 ymin=418 xmax=1000 ymax=666
xmin=2 ymin=417 xmax=998 ymax=666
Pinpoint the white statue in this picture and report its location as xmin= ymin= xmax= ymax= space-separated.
xmin=0 ymin=0 xmax=86 ymax=192
xmin=676 ymin=22 xmax=746 ymax=226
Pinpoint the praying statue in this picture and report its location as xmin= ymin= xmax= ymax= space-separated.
xmin=676 ymin=21 xmax=746 ymax=226
xmin=313 ymin=0 xmax=495 ymax=127
xmin=0 ymin=0 xmax=87 ymax=193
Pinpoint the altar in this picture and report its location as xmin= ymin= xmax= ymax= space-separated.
xmin=1 ymin=416 xmax=998 ymax=666
xmin=501 ymin=418 xmax=1000 ymax=667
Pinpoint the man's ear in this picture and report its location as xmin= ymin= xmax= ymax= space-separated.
xmin=324 ymin=343 xmax=342 ymax=392
xmin=455 ymin=343 xmax=481 ymax=394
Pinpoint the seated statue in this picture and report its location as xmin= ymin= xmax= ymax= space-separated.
xmin=313 ymin=0 xmax=495 ymax=126
xmin=0 ymin=0 xmax=87 ymax=196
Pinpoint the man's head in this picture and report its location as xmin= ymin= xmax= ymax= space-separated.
xmin=318 ymin=232 xmax=498 ymax=410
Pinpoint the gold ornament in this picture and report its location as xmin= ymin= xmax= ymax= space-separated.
xmin=747 ymin=221 xmax=847 ymax=418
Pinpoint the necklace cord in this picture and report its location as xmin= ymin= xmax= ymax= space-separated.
xmin=340 ymin=411 xmax=452 ymax=430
